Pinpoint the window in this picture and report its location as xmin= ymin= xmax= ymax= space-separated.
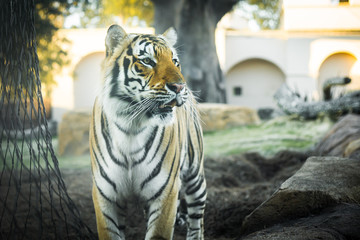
xmin=233 ymin=87 xmax=242 ymax=96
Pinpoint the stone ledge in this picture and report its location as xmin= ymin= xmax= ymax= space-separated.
xmin=58 ymin=109 xmax=91 ymax=156
xmin=198 ymin=103 xmax=260 ymax=132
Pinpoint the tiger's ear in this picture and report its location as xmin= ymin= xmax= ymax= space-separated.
xmin=162 ymin=27 xmax=177 ymax=46
xmin=105 ymin=24 xmax=127 ymax=57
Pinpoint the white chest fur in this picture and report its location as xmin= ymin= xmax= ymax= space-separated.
xmin=101 ymin=122 xmax=168 ymax=202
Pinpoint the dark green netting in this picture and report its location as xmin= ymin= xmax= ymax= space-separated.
xmin=0 ymin=0 xmax=95 ymax=239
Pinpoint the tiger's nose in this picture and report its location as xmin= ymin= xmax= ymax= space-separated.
xmin=166 ymin=83 xmax=185 ymax=93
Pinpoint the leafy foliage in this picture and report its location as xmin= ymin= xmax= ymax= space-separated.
xmin=35 ymin=0 xmax=88 ymax=95
xmin=102 ymin=0 xmax=153 ymax=27
xmin=97 ymin=0 xmax=280 ymax=30
xmin=244 ymin=0 xmax=282 ymax=29
xmin=63 ymin=0 xmax=114 ymax=28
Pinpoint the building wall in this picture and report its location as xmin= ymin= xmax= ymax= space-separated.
xmin=285 ymin=37 xmax=316 ymax=98
xmin=223 ymin=31 xmax=360 ymax=103
xmin=73 ymin=52 xmax=104 ymax=109
xmin=224 ymin=32 xmax=286 ymax=73
xmin=52 ymin=28 xmax=107 ymax=122
xmin=226 ymin=59 xmax=285 ymax=108
xmin=223 ymin=31 xmax=318 ymax=101
xmin=283 ymin=0 xmax=360 ymax=31
xmin=52 ymin=28 xmax=360 ymax=123
xmin=52 ymin=2 xmax=360 ymax=123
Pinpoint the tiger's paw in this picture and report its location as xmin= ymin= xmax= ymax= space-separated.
xmin=175 ymin=212 xmax=186 ymax=226
xmin=186 ymin=230 xmax=204 ymax=240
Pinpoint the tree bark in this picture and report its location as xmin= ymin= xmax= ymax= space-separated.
xmin=274 ymin=84 xmax=360 ymax=119
xmin=152 ymin=0 xmax=183 ymax=33
xmin=152 ymin=0 xmax=240 ymax=103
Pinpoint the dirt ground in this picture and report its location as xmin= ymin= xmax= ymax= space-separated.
xmin=61 ymin=150 xmax=309 ymax=239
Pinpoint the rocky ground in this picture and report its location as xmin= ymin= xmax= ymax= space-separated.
xmin=1 ymin=114 xmax=359 ymax=239
xmin=62 ymin=114 xmax=360 ymax=239
xmin=63 ymin=150 xmax=309 ymax=239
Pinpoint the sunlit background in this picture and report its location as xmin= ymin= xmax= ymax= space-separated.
xmin=2 ymin=1 xmax=359 ymax=239
xmin=34 ymin=0 xmax=360 ymax=125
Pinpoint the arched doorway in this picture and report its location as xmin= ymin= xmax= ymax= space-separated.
xmin=318 ymin=52 xmax=359 ymax=99
xmin=225 ymin=58 xmax=285 ymax=108
xmin=73 ymin=52 xmax=105 ymax=109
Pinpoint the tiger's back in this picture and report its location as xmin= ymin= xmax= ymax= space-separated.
xmin=90 ymin=25 xmax=206 ymax=240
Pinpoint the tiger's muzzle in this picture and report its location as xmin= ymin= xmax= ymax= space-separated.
xmin=151 ymin=83 xmax=186 ymax=116
xmin=167 ymin=83 xmax=185 ymax=94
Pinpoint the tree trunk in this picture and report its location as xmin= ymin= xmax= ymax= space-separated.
xmin=152 ymin=0 xmax=239 ymax=103
xmin=152 ymin=0 xmax=183 ymax=33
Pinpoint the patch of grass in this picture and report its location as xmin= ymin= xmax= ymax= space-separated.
xmin=57 ymin=154 xmax=91 ymax=169
xmin=1 ymin=138 xmax=54 ymax=169
xmin=0 ymin=137 xmax=90 ymax=170
xmin=1 ymin=116 xmax=334 ymax=170
xmin=203 ymin=115 xmax=333 ymax=158
xmin=51 ymin=138 xmax=91 ymax=169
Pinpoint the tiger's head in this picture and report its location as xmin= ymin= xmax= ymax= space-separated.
xmin=101 ymin=24 xmax=188 ymax=126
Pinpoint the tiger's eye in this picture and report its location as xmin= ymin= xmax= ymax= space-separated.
xmin=141 ymin=58 xmax=156 ymax=67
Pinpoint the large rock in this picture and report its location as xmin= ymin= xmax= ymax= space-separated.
xmin=241 ymin=204 xmax=360 ymax=240
xmin=198 ymin=103 xmax=260 ymax=132
xmin=314 ymin=114 xmax=360 ymax=158
xmin=241 ymin=156 xmax=360 ymax=236
xmin=58 ymin=109 xmax=91 ymax=156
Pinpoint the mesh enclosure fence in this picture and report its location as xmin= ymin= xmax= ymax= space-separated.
xmin=0 ymin=0 xmax=95 ymax=239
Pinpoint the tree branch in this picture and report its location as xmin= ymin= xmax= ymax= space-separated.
xmin=211 ymin=0 xmax=242 ymax=22
xmin=323 ymin=76 xmax=351 ymax=101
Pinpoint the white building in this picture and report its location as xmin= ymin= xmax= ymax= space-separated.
xmin=221 ymin=0 xmax=360 ymax=108
xmin=51 ymin=0 xmax=360 ymax=123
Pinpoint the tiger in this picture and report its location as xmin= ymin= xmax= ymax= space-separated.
xmin=89 ymin=24 xmax=206 ymax=240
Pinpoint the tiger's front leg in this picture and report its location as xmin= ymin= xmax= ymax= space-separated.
xmin=92 ymin=184 xmax=127 ymax=240
xmin=145 ymin=190 xmax=179 ymax=240
xmin=183 ymin=173 xmax=207 ymax=240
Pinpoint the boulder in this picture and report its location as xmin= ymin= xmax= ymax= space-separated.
xmin=345 ymin=138 xmax=360 ymax=159
xmin=198 ymin=103 xmax=260 ymax=132
xmin=314 ymin=114 xmax=360 ymax=158
xmin=241 ymin=156 xmax=360 ymax=236
xmin=58 ymin=109 xmax=91 ymax=156
xmin=241 ymin=204 xmax=360 ymax=240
